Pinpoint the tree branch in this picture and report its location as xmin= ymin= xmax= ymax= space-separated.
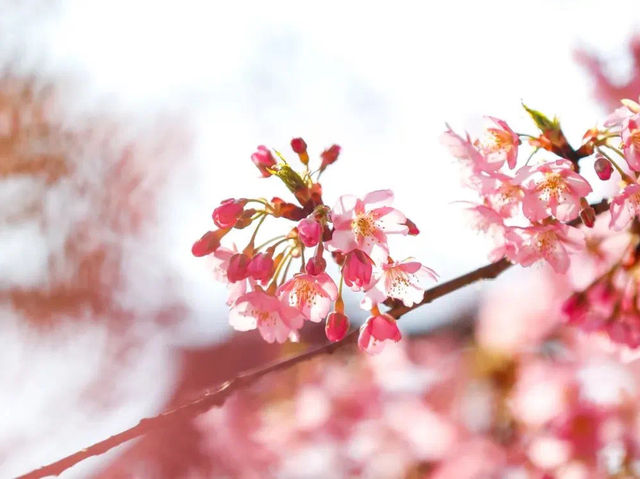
xmin=17 ymin=200 xmax=610 ymax=479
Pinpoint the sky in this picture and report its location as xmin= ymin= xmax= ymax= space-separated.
xmin=0 ymin=0 xmax=639 ymax=477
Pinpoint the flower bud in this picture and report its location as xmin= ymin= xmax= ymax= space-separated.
xmin=213 ymin=198 xmax=247 ymax=229
xmin=305 ymin=255 xmax=327 ymax=275
xmin=343 ymin=250 xmax=374 ymax=291
xmin=251 ymin=145 xmax=276 ymax=177
xmin=404 ymin=218 xmax=420 ymax=235
xmin=290 ymin=137 xmax=307 ymax=154
xmin=191 ymin=229 xmax=227 ymax=257
xmin=291 ymin=137 xmax=309 ymax=165
xmin=594 ymin=156 xmax=613 ymax=180
xmin=579 ymin=205 xmax=596 ymax=228
xmin=297 ymin=218 xmax=322 ymax=247
xmin=320 ymin=144 xmax=341 ymax=172
xmin=247 ymin=253 xmax=274 ymax=283
xmin=227 ymin=253 xmax=251 ymax=282
xmin=325 ymin=311 xmax=350 ymax=342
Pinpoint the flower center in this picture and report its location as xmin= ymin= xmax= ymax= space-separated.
xmin=538 ymin=172 xmax=567 ymax=201
xmin=631 ymin=129 xmax=640 ymax=150
xmin=289 ymin=279 xmax=319 ymax=308
xmin=352 ymin=213 xmax=376 ymax=238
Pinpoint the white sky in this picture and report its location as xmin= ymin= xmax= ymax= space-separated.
xmin=1 ymin=0 xmax=639 ymax=477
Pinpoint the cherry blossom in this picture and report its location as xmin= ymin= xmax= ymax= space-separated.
xmin=475 ymin=116 xmax=520 ymax=169
xmin=622 ymin=115 xmax=640 ymax=171
xmin=609 ymin=183 xmax=640 ymax=231
xmin=327 ymin=190 xmax=409 ymax=263
xmin=277 ymin=273 xmax=338 ymax=323
xmin=213 ymin=198 xmax=247 ymax=229
xmin=511 ymin=223 xmax=584 ymax=273
xmin=362 ymin=260 xmax=437 ymax=309
xmin=229 ymin=290 xmax=304 ymax=343
xmin=358 ymin=313 xmax=402 ymax=354
xmin=517 ymin=159 xmax=592 ymax=222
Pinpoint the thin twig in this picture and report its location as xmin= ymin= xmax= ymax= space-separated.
xmin=17 ymin=200 xmax=610 ymax=479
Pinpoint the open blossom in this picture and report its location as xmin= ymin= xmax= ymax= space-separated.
xmin=610 ymin=183 xmax=640 ymax=230
xmin=229 ymin=290 xmax=304 ymax=343
xmin=358 ymin=313 xmax=402 ymax=354
xmin=510 ymin=223 xmax=584 ymax=274
xmin=327 ymin=190 xmax=408 ymax=263
xmin=277 ymin=272 xmax=338 ymax=323
xmin=622 ymin=115 xmax=640 ymax=171
xmin=441 ymin=125 xmax=501 ymax=173
xmin=361 ymin=260 xmax=437 ymax=309
xmin=516 ymin=159 xmax=592 ymax=222
xmin=472 ymin=171 xmax=523 ymax=218
xmin=475 ymin=117 xmax=520 ymax=169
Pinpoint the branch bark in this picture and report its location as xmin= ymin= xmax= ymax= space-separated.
xmin=17 ymin=200 xmax=610 ymax=479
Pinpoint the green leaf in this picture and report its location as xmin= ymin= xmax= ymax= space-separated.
xmin=522 ymin=102 xmax=560 ymax=132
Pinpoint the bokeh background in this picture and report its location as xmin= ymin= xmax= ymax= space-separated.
xmin=1 ymin=1 xmax=639 ymax=477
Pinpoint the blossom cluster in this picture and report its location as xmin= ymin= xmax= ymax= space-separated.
xmin=193 ymin=140 xmax=436 ymax=352
xmin=444 ymin=99 xmax=640 ymax=349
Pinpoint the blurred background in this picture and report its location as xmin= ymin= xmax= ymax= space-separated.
xmin=1 ymin=1 xmax=640 ymax=477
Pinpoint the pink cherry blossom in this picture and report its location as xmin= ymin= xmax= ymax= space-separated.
xmin=516 ymin=159 xmax=592 ymax=222
xmin=297 ymin=217 xmax=322 ymax=247
xmin=609 ymin=183 xmax=640 ymax=231
xmin=229 ymin=290 xmax=304 ymax=343
xmin=621 ymin=115 xmax=640 ymax=171
xmin=472 ymin=171 xmax=524 ymax=218
xmin=325 ymin=311 xmax=350 ymax=342
xmin=213 ymin=198 xmax=247 ymax=229
xmin=251 ymin=145 xmax=276 ymax=177
xmin=277 ymin=272 xmax=338 ymax=323
xmin=362 ymin=260 xmax=437 ymax=309
xmin=475 ymin=117 xmax=520 ymax=169
xmin=343 ymin=249 xmax=374 ymax=291
xmin=511 ymin=223 xmax=584 ymax=274
xmin=327 ymin=190 xmax=408 ymax=263
xmin=441 ymin=124 xmax=500 ymax=172
xmin=358 ymin=313 xmax=402 ymax=354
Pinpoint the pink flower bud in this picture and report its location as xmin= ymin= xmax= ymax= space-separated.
xmin=594 ymin=156 xmax=613 ymax=180
xmin=305 ymin=255 xmax=327 ymax=275
xmin=561 ymin=293 xmax=587 ymax=324
xmin=227 ymin=253 xmax=251 ymax=283
xmin=251 ymin=145 xmax=276 ymax=177
xmin=579 ymin=205 xmax=596 ymax=228
xmin=343 ymin=250 xmax=374 ymax=291
xmin=290 ymin=137 xmax=307 ymax=154
xmin=320 ymin=144 xmax=341 ymax=171
xmin=404 ymin=218 xmax=419 ymax=235
xmin=213 ymin=198 xmax=247 ymax=229
xmin=325 ymin=311 xmax=350 ymax=342
xmin=247 ymin=253 xmax=274 ymax=283
xmin=191 ymin=229 xmax=226 ymax=257
xmin=297 ymin=218 xmax=322 ymax=247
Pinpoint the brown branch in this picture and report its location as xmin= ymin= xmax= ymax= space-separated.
xmin=17 ymin=200 xmax=610 ymax=479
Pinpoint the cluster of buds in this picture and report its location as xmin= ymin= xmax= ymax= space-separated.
xmin=193 ymin=138 xmax=436 ymax=353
